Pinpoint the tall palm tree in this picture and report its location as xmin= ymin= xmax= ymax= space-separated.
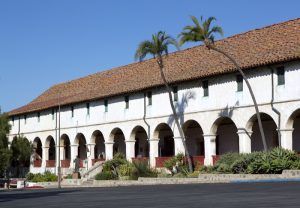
xmin=179 ymin=16 xmax=267 ymax=151
xmin=135 ymin=31 xmax=193 ymax=172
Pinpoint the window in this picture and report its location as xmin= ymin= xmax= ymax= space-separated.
xmin=86 ymin=103 xmax=90 ymax=115
xmin=173 ymin=86 xmax=178 ymax=102
xmin=24 ymin=115 xmax=27 ymax=124
xmin=277 ymin=66 xmax=285 ymax=85
xmin=236 ymin=75 xmax=243 ymax=92
xmin=12 ymin=116 xmax=14 ymax=126
xmin=147 ymin=91 xmax=152 ymax=106
xmin=104 ymin=100 xmax=108 ymax=112
xmin=71 ymin=106 xmax=74 ymax=118
xmin=125 ymin=96 xmax=129 ymax=109
xmin=37 ymin=112 xmax=40 ymax=122
xmin=202 ymin=80 xmax=209 ymax=97
xmin=51 ymin=109 xmax=55 ymax=120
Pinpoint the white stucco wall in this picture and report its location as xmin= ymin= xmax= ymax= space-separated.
xmin=8 ymin=61 xmax=300 ymax=171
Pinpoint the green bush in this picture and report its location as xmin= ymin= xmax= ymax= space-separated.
xmin=119 ymin=163 xmax=134 ymax=177
xmin=163 ymin=153 xmax=188 ymax=176
xmin=26 ymin=171 xmax=57 ymax=182
xmin=95 ymin=171 xmax=117 ymax=180
xmin=200 ymin=148 xmax=300 ymax=174
xmin=130 ymin=161 xmax=157 ymax=180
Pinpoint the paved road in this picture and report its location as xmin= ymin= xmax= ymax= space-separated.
xmin=1 ymin=182 xmax=300 ymax=208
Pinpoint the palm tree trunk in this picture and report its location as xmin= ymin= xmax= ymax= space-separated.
xmin=156 ymin=58 xmax=193 ymax=172
xmin=208 ymin=44 xmax=268 ymax=151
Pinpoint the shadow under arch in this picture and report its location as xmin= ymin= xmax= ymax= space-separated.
xmin=182 ymin=120 xmax=204 ymax=156
xmin=130 ymin=125 xmax=149 ymax=158
xmin=153 ymin=123 xmax=174 ymax=157
xmin=91 ymin=130 xmax=105 ymax=159
xmin=109 ymin=128 xmax=126 ymax=156
xmin=286 ymin=109 xmax=300 ymax=153
xmin=75 ymin=133 xmax=87 ymax=160
xmin=246 ymin=113 xmax=278 ymax=151
xmin=211 ymin=117 xmax=239 ymax=155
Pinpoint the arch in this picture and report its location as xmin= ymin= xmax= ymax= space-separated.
xmin=45 ymin=136 xmax=56 ymax=160
xmin=60 ymin=134 xmax=71 ymax=160
xmin=211 ymin=117 xmax=239 ymax=155
xmin=130 ymin=126 xmax=149 ymax=157
xmin=183 ymin=120 xmax=204 ymax=156
xmin=247 ymin=113 xmax=278 ymax=151
xmin=287 ymin=109 xmax=300 ymax=153
xmin=75 ymin=133 xmax=87 ymax=160
xmin=110 ymin=128 xmax=126 ymax=156
xmin=92 ymin=130 xmax=105 ymax=159
xmin=33 ymin=137 xmax=42 ymax=159
xmin=154 ymin=123 xmax=174 ymax=157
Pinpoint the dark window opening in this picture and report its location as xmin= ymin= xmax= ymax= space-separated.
xmin=203 ymin=80 xmax=209 ymax=97
xmin=277 ymin=66 xmax=285 ymax=85
xmin=104 ymin=100 xmax=108 ymax=112
xmin=147 ymin=91 xmax=152 ymax=106
xmin=125 ymin=96 xmax=129 ymax=109
xmin=173 ymin=86 xmax=178 ymax=102
xmin=237 ymin=75 xmax=243 ymax=92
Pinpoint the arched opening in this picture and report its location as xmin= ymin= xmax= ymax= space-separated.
xmin=92 ymin=130 xmax=105 ymax=164
xmin=60 ymin=134 xmax=71 ymax=168
xmin=154 ymin=123 xmax=174 ymax=167
xmin=183 ymin=120 xmax=204 ymax=166
xmin=75 ymin=133 xmax=87 ymax=160
xmin=33 ymin=137 xmax=42 ymax=167
xmin=45 ymin=136 xmax=56 ymax=167
xmin=131 ymin=126 xmax=149 ymax=160
xmin=212 ymin=117 xmax=239 ymax=155
xmin=248 ymin=113 xmax=278 ymax=151
xmin=287 ymin=109 xmax=300 ymax=153
xmin=110 ymin=128 xmax=126 ymax=156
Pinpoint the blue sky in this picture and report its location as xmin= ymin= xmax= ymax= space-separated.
xmin=0 ymin=0 xmax=299 ymax=113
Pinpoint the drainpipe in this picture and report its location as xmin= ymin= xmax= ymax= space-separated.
xmin=269 ymin=66 xmax=281 ymax=146
xmin=18 ymin=116 xmax=21 ymax=137
xmin=143 ymin=92 xmax=151 ymax=156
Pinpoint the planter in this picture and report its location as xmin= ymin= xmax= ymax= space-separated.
xmin=191 ymin=156 xmax=205 ymax=166
xmin=61 ymin=160 xmax=70 ymax=168
xmin=46 ymin=160 xmax=56 ymax=167
xmin=132 ymin=157 xmax=149 ymax=163
xmin=33 ymin=160 xmax=42 ymax=167
xmin=212 ymin=155 xmax=220 ymax=165
xmin=155 ymin=157 xmax=172 ymax=167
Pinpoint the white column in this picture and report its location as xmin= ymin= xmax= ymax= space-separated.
xmin=104 ymin=142 xmax=114 ymax=160
xmin=279 ymin=128 xmax=293 ymax=150
xmin=70 ymin=144 xmax=78 ymax=169
xmin=149 ymin=138 xmax=159 ymax=167
xmin=125 ymin=140 xmax=136 ymax=161
xmin=237 ymin=129 xmax=252 ymax=153
xmin=203 ymin=134 xmax=216 ymax=166
xmin=174 ymin=136 xmax=185 ymax=155
xmin=42 ymin=147 xmax=49 ymax=168
xmin=87 ymin=143 xmax=95 ymax=169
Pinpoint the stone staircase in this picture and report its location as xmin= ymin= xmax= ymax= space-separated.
xmin=80 ymin=161 xmax=104 ymax=181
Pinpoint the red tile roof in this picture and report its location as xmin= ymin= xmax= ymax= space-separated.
xmin=9 ymin=18 xmax=300 ymax=116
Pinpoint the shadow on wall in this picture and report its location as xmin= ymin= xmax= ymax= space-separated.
xmin=167 ymin=90 xmax=196 ymax=127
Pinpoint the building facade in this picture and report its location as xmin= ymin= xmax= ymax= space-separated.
xmin=8 ymin=18 xmax=300 ymax=174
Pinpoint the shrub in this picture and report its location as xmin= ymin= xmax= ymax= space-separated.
xmin=26 ymin=171 xmax=57 ymax=182
xmin=119 ymin=163 xmax=134 ymax=177
xmin=130 ymin=161 xmax=157 ymax=180
xmin=95 ymin=171 xmax=117 ymax=180
xmin=163 ymin=153 xmax=188 ymax=176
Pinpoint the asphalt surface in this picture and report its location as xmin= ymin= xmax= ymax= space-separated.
xmin=1 ymin=182 xmax=300 ymax=208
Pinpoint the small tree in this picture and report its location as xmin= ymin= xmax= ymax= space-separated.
xmin=11 ymin=136 xmax=32 ymax=167
xmin=0 ymin=113 xmax=11 ymax=177
xmin=179 ymin=16 xmax=267 ymax=151
xmin=135 ymin=31 xmax=193 ymax=172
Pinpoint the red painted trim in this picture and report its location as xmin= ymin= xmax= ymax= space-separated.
xmin=46 ymin=160 xmax=56 ymax=167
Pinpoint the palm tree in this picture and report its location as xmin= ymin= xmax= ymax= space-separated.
xmin=179 ymin=16 xmax=267 ymax=151
xmin=135 ymin=31 xmax=193 ymax=172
